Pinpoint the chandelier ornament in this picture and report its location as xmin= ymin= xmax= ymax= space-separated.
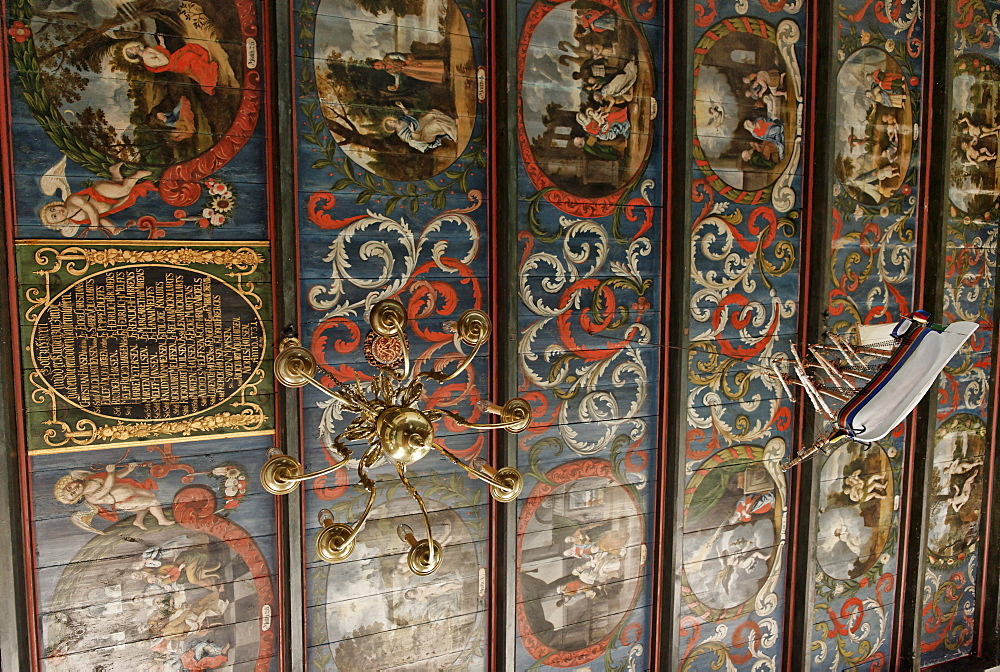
xmin=261 ymin=299 xmax=530 ymax=575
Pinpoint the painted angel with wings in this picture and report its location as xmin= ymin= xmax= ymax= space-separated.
xmin=39 ymin=156 xmax=154 ymax=237
xmin=53 ymin=462 xmax=174 ymax=535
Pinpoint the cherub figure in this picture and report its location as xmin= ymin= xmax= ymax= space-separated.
xmin=842 ymin=469 xmax=888 ymax=502
xmin=53 ymin=463 xmax=174 ymax=534
xmin=40 ymin=156 xmax=154 ymax=237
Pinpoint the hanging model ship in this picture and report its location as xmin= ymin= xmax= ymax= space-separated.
xmin=772 ymin=310 xmax=978 ymax=470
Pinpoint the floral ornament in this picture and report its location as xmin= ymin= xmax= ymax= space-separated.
xmin=198 ymin=178 xmax=236 ymax=228
xmin=8 ymin=21 xmax=30 ymax=43
xmin=211 ymin=463 xmax=249 ymax=511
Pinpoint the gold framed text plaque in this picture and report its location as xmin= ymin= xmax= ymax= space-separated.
xmin=16 ymin=241 xmax=274 ymax=454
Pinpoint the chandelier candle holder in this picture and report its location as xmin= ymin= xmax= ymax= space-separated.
xmin=261 ymin=299 xmax=531 ymax=575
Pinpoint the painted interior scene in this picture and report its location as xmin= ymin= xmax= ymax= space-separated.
xmin=693 ymin=24 xmax=796 ymax=192
xmin=833 ymin=47 xmax=912 ymax=205
xmin=312 ymin=0 xmax=477 ymax=181
xmin=520 ymin=0 xmax=653 ymax=197
xmin=518 ymin=471 xmax=643 ymax=655
xmin=25 ymin=0 xmax=245 ymax=167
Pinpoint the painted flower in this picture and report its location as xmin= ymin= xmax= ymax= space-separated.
xmin=838 ymin=49 xmax=846 ymax=61
xmin=211 ymin=196 xmax=234 ymax=214
xmin=833 ymin=184 xmax=841 ymax=196
xmin=210 ymin=182 xmax=229 ymax=195
xmin=210 ymin=213 xmax=225 ymax=226
xmin=202 ymin=207 xmax=215 ymax=219
xmin=880 ymin=206 xmax=890 ymax=218
xmin=885 ymin=38 xmax=895 ymax=52
xmin=901 ymin=184 xmax=912 ymax=196
xmin=860 ymin=29 xmax=871 ymax=45
xmin=8 ymin=21 xmax=30 ymax=43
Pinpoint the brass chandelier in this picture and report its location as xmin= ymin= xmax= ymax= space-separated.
xmin=261 ymin=299 xmax=530 ymax=575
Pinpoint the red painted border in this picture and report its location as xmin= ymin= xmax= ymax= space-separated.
xmin=516 ymin=0 xmax=653 ymax=218
xmin=649 ymin=0 xmax=671 ymax=665
xmin=173 ymin=485 xmax=277 ymax=669
xmin=0 ymin=0 xmax=42 ymax=665
xmin=514 ymin=459 xmax=644 ymax=667
xmin=895 ymin=0 xmax=936 ymax=664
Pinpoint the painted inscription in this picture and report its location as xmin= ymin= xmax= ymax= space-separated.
xmin=32 ymin=266 xmax=264 ymax=421
xmin=17 ymin=242 xmax=272 ymax=452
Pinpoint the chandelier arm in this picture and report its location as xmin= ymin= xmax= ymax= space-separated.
xmin=428 ymin=408 xmax=524 ymax=432
xmin=431 ymin=441 xmax=514 ymax=493
xmin=280 ymin=455 xmax=351 ymax=484
xmin=414 ymin=339 xmax=484 ymax=384
xmin=334 ymin=452 xmax=380 ymax=550
xmin=394 ymin=462 xmax=436 ymax=564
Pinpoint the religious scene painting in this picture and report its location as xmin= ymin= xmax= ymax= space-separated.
xmin=681 ymin=446 xmax=783 ymax=621
xmin=517 ymin=462 xmax=645 ymax=664
xmin=519 ymin=0 xmax=654 ymax=199
xmin=309 ymin=488 xmax=486 ymax=670
xmin=926 ymin=414 xmax=986 ymax=568
xmin=815 ymin=442 xmax=894 ymax=581
xmin=311 ymin=0 xmax=477 ymax=182
xmin=31 ymin=439 xmax=277 ymax=671
xmin=833 ymin=47 xmax=913 ymax=205
xmin=692 ymin=19 xmax=797 ymax=195
xmin=949 ymin=54 xmax=1000 ymax=217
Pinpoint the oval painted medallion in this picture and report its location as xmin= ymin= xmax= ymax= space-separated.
xmin=950 ymin=54 xmax=1000 ymax=217
xmin=816 ymin=442 xmax=894 ymax=581
xmin=692 ymin=18 xmax=798 ymax=200
xmin=681 ymin=444 xmax=783 ymax=618
xmin=312 ymin=0 xmax=477 ymax=181
xmin=833 ymin=48 xmax=913 ymax=205
xmin=516 ymin=459 xmax=644 ymax=667
xmin=21 ymin=0 xmax=254 ymax=169
xmin=518 ymin=0 xmax=655 ymax=206
xmin=927 ymin=413 xmax=986 ymax=568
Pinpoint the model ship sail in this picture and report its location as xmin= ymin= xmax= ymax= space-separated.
xmin=774 ymin=311 xmax=978 ymax=470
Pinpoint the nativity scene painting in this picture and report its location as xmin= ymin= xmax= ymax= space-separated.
xmin=517 ymin=469 xmax=643 ymax=658
xmin=22 ymin=0 xmax=246 ymax=168
xmin=681 ymin=453 xmax=782 ymax=619
xmin=692 ymin=20 xmax=797 ymax=194
xmin=833 ymin=47 xmax=913 ymax=205
xmin=949 ymin=54 xmax=1000 ymax=217
xmin=519 ymin=0 xmax=654 ymax=198
xmin=312 ymin=0 xmax=477 ymax=182
xmin=31 ymin=441 xmax=276 ymax=671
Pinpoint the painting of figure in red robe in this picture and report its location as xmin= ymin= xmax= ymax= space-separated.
xmin=24 ymin=0 xmax=248 ymax=167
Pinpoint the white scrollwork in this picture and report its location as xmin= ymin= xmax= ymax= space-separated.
xmin=308 ymin=204 xmax=480 ymax=319
xmin=773 ymin=19 xmax=803 ymax=213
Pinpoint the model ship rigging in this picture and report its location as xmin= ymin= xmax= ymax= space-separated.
xmin=771 ymin=311 xmax=978 ymax=470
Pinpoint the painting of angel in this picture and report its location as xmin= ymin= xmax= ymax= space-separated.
xmin=53 ymin=461 xmax=174 ymax=535
xmin=39 ymin=156 xmax=155 ymax=236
